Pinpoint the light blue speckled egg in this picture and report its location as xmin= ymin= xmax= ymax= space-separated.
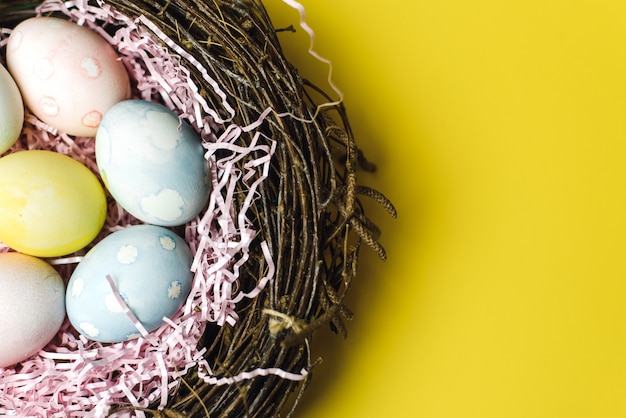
xmin=66 ymin=224 xmax=193 ymax=343
xmin=96 ymin=100 xmax=210 ymax=226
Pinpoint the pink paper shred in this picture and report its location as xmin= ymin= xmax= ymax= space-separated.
xmin=0 ymin=0 xmax=328 ymax=415
xmin=276 ymin=0 xmax=344 ymax=122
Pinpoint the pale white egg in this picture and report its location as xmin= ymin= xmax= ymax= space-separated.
xmin=0 ymin=253 xmax=65 ymax=368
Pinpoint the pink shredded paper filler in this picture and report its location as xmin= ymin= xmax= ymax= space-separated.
xmin=0 ymin=0 xmax=342 ymax=415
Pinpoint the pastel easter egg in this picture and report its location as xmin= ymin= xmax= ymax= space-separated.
xmin=66 ymin=224 xmax=193 ymax=343
xmin=0 ymin=64 xmax=24 ymax=154
xmin=0 ymin=252 xmax=65 ymax=368
xmin=96 ymin=100 xmax=210 ymax=226
xmin=6 ymin=16 xmax=130 ymax=137
xmin=0 ymin=150 xmax=107 ymax=257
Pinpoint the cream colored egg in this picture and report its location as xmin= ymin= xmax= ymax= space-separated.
xmin=0 ymin=252 xmax=65 ymax=368
xmin=6 ymin=17 xmax=130 ymax=137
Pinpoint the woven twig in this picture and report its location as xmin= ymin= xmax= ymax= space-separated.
xmin=0 ymin=1 xmax=395 ymax=416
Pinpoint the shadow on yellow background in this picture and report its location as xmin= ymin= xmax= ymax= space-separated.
xmin=265 ymin=1 xmax=626 ymax=417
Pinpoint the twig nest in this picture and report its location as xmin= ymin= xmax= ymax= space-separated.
xmin=0 ymin=0 xmax=395 ymax=416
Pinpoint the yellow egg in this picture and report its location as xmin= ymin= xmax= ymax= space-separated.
xmin=0 ymin=150 xmax=107 ymax=257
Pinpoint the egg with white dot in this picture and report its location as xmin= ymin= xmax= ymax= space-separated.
xmin=6 ymin=16 xmax=130 ymax=137
xmin=65 ymin=224 xmax=194 ymax=343
xmin=96 ymin=100 xmax=211 ymax=226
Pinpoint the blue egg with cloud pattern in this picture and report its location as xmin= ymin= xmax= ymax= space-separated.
xmin=96 ymin=99 xmax=210 ymax=226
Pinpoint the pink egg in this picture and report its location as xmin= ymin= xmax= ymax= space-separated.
xmin=0 ymin=252 xmax=65 ymax=368
xmin=6 ymin=17 xmax=131 ymax=137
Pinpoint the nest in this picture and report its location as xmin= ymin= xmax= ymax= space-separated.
xmin=0 ymin=0 xmax=395 ymax=416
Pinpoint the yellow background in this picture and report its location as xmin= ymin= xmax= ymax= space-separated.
xmin=265 ymin=1 xmax=626 ymax=417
